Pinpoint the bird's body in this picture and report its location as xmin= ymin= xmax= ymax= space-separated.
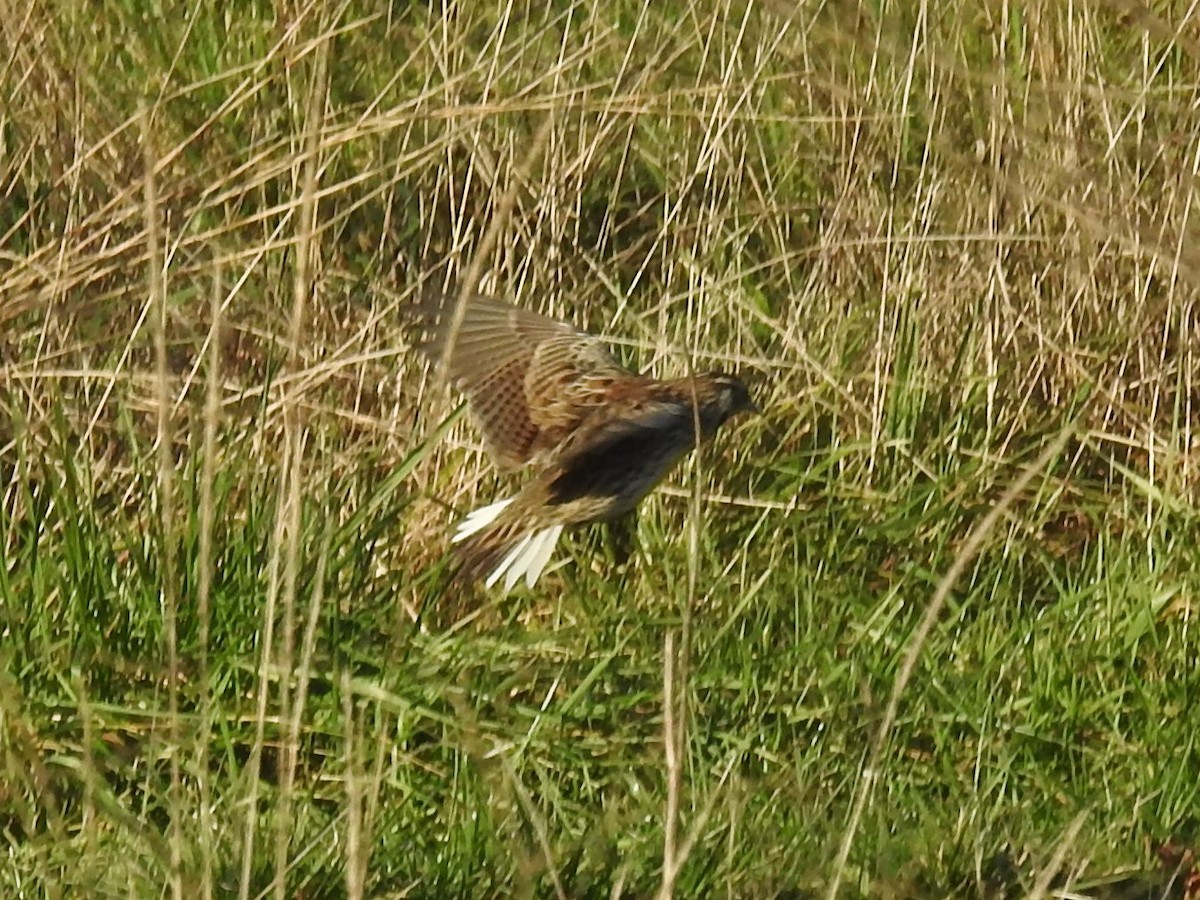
xmin=408 ymin=290 xmax=756 ymax=590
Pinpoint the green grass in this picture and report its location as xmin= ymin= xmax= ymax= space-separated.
xmin=3 ymin=1 xmax=1199 ymax=897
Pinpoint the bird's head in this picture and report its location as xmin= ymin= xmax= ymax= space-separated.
xmin=702 ymin=372 xmax=759 ymax=431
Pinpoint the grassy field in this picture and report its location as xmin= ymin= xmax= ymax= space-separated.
xmin=2 ymin=0 xmax=1199 ymax=897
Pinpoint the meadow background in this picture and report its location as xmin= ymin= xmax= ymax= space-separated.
xmin=2 ymin=0 xmax=1198 ymax=896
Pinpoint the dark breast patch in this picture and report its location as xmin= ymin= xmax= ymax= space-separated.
xmin=547 ymin=409 xmax=691 ymax=506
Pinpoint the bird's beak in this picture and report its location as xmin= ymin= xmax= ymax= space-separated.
xmin=741 ymin=397 xmax=761 ymax=416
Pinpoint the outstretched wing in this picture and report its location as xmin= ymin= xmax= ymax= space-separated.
xmin=407 ymin=291 xmax=634 ymax=469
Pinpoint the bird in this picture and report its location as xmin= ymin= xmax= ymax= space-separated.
xmin=407 ymin=289 xmax=758 ymax=591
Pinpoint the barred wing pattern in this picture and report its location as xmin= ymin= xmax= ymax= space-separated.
xmin=409 ymin=291 xmax=631 ymax=470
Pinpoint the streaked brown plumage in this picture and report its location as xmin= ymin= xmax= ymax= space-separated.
xmin=408 ymin=290 xmax=757 ymax=590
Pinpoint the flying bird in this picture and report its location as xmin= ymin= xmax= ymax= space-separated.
xmin=408 ymin=290 xmax=757 ymax=591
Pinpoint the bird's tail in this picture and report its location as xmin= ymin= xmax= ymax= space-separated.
xmin=451 ymin=498 xmax=564 ymax=591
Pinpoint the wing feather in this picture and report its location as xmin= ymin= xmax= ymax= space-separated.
xmin=544 ymin=402 xmax=693 ymax=509
xmin=407 ymin=291 xmax=633 ymax=468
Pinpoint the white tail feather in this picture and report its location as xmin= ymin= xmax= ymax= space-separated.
xmin=520 ymin=525 xmax=564 ymax=588
xmin=452 ymin=498 xmax=514 ymax=543
xmin=491 ymin=533 xmax=533 ymax=591
xmin=487 ymin=526 xmax=565 ymax=591
xmin=453 ymin=497 xmax=565 ymax=591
